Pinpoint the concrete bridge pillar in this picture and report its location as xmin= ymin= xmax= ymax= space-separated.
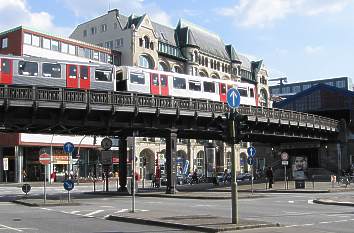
xmin=15 ymin=146 xmax=23 ymax=183
xmin=165 ymin=131 xmax=177 ymax=194
xmin=0 ymin=147 xmax=3 ymax=182
xmin=118 ymin=137 xmax=128 ymax=193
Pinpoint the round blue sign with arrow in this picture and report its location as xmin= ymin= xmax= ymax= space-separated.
xmin=63 ymin=142 xmax=75 ymax=154
xmin=247 ymin=146 xmax=256 ymax=157
xmin=63 ymin=180 xmax=74 ymax=191
xmin=227 ymin=88 xmax=241 ymax=109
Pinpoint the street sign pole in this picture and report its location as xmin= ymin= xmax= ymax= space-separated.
xmin=229 ymin=109 xmax=239 ymax=224
xmin=284 ymin=165 xmax=287 ymax=190
xmin=44 ymin=164 xmax=46 ymax=204
xmin=227 ymin=88 xmax=241 ymax=225
xmin=251 ymin=164 xmax=254 ymax=194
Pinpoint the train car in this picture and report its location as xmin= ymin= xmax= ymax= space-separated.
xmin=115 ymin=66 xmax=256 ymax=106
xmin=0 ymin=55 xmax=114 ymax=90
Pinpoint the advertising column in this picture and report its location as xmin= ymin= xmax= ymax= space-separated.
xmin=204 ymin=142 xmax=216 ymax=180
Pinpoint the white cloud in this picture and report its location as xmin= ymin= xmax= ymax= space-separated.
xmin=0 ymin=0 xmax=72 ymax=36
xmin=304 ymin=45 xmax=323 ymax=54
xmin=218 ymin=0 xmax=351 ymax=28
xmin=275 ymin=48 xmax=289 ymax=56
xmin=62 ymin=0 xmax=172 ymax=26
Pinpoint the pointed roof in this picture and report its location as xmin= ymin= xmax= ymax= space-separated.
xmin=152 ymin=22 xmax=177 ymax=46
xmin=225 ymin=45 xmax=241 ymax=63
xmin=176 ymin=19 xmax=230 ymax=60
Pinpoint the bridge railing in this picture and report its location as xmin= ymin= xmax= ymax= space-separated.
xmin=0 ymin=85 xmax=339 ymax=130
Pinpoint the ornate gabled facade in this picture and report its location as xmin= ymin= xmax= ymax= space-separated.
xmin=70 ymin=9 xmax=270 ymax=107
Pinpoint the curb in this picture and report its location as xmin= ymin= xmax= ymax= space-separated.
xmin=106 ymin=215 xmax=279 ymax=233
xmin=136 ymin=193 xmax=266 ymax=199
xmin=12 ymin=199 xmax=81 ymax=207
xmin=313 ymin=199 xmax=354 ymax=207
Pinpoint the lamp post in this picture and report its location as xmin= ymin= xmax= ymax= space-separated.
xmin=76 ymin=135 xmax=87 ymax=185
xmin=49 ymin=134 xmax=55 ymax=184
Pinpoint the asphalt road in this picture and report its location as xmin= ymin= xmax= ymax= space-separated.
xmin=1 ymin=184 xmax=354 ymax=232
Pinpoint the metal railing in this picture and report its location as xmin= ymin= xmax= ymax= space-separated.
xmin=0 ymin=85 xmax=339 ymax=130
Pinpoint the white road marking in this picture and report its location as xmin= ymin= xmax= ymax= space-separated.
xmin=40 ymin=207 xmax=53 ymax=211
xmin=327 ymin=214 xmax=349 ymax=218
xmin=145 ymin=201 xmax=162 ymax=204
xmin=83 ymin=210 xmax=104 ymax=217
xmin=115 ymin=208 xmax=129 ymax=213
xmin=319 ymin=221 xmax=329 ymax=224
xmin=193 ymin=204 xmax=214 ymax=207
xmin=0 ymin=224 xmax=23 ymax=232
xmin=288 ymin=200 xmax=294 ymax=203
xmin=0 ymin=203 xmax=15 ymax=205
xmin=70 ymin=211 xmax=80 ymax=214
xmin=307 ymin=200 xmax=313 ymax=204
xmin=99 ymin=206 xmax=113 ymax=208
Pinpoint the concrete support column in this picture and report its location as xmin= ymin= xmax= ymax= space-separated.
xmin=165 ymin=131 xmax=177 ymax=194
xmin=0 ymin=147 xmax=3 ymax=182
xmin=15 ymin=146 xmax=23 ymax=183
xmin=118 ymin=137 xmax=128 ymax=192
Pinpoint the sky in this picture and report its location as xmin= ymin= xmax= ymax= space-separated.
xmin=0 ymin=0 xmax=353 ymax=84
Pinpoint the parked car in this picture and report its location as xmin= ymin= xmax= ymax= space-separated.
xmin=236 ymin=173 xmax=253 ymax=181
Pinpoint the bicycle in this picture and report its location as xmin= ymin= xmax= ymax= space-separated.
xmin=337 ymin=174 xmax=352 ymax=187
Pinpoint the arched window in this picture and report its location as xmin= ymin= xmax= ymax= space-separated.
xmin=158 ymin=62 xmax=168 ymax=71
xmin=205 ymin=58 xmax=208 ymax=67
xmin=144 ymin=36 xmax=150 ymax=49
xmin=199 ymin=70 xmax=207 ymax=77
xmin=139 ymin=55 xmax=154 ymax=69
xmin=194 ymin=51 xmax=198 ymax=63
xmin=211 ymin=73 xmax=220 ymax=79
xmin=150 ymin=42 xmax=154 ymax=50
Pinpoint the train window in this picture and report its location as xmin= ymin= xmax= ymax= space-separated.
xmin=151 ymin=73 xmax=159 ymax=86
xmin=32 ymin=35 xmax=40 ymax=47
xmin=1 ymin=59 xmax=10 ymax=74
xmin=250 ymin=88 xmax=255 ymax=97
xmin=161 ymin=75 xmax=167 ymax=87
xmin=220 ymin=83 xmax=227 ymax=94
xmin=130 ymin=73 xmax=145 ymax=84
xmin=18 ymin=61 xmax=38 ymax=76
xmin=238 ymin=88 xmax=248 ymax=97
xmin=43 ymin=38 xmax=50 ymax=49
xmin=69 ymin=65 xmax=77 ymax=78
xmin=42 ymin=63 xmax=61 ymax=78
xmin=203 ymin=81 xmax=215 ymax=93
xmin=95 ymin=69 xmax=112 ymax=82
xmin=80 ymin=66 xmax=88 ymax=80
xmin=173 ymin=77 xmax=186 ymax=89
xmin=189 ymin=80 xmax=201 ymax=91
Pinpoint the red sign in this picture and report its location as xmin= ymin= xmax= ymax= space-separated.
xmin=112 ymin=157 xmax=119 ymax=164
xmin=39 ymin=153 xmax=51 ymax=165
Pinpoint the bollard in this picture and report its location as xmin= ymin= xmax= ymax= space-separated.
xmin=117 ymin=178 xmax=119 ymax=191
xmin=312 ymin=175 xmax=315 ymax=190
xmin=93 ymin=179 xmax=96 ymax=192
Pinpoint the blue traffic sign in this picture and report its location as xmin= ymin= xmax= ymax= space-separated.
xmin=63 ymin=142 xmax=75 ymax=153
xmin=247 ymin=157 xmax=254 ymax=165
xmin=247 ymin=146 xmax=256 ymax=157
xmin=227 ymin=88 xmax=241 ymax=109
xmin=63 ymin=180 xmax=74 ymax=191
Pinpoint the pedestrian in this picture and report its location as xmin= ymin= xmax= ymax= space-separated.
xmin=266 ymin=166 xmax=273 ymax=189
xmin=22 ymin=169 xmax=27 ymax=182
xmin=223 ymin=169 xmax=229 ymax=184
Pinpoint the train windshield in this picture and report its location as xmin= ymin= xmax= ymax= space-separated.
xmin=95 ymin=69 xmax=112 ymax=82
xmin=18 ymin=61 xmax=38 ymax=76
xmin=1 ymin=59 xmax=10 ymax=74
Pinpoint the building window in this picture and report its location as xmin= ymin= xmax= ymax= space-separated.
xmin=105 ymin=41 xmax=113 ymax=49
xmin=51 ymin=40 xmax=59 ymax=51
xmin=83 ymin=30 xmax=87 ymax=37
xmin=68 ymin=44 xmax=76 ymax=55
xmin=144 ymin=36 xmax=150 ymax=49
xmin=43 ymin=38 xmax=51 ymax=49
xmin=282 ymin=86 xmax=290 ymax=94
xmin=115 ymin=38 xmax=123 ymax=48
xmin=150 ymin=42 xmax=154 ymax=50
xmin=337 ymin=80 xmax=345 ymax=88
xmin=292 ymin=85 xmax=301 ymax=93
xmin=271 ymin=88 xmax=279 ymax=95
xmin=1 ymin=37 xmax=8 ymax=49
xmin=325 ymin=81 xmax=333 ymax=86
xmin=101 ymin=24 xmax=107 ymax=32
xmin=78 ymin=47 xmax=84 ymax=57
xmin=84 ymin=48 xmax=91 ymax=58
xmin=100 ymin=53 xmax=107 ymax=62
xmin=139 ymin=38 xmax=143 ymax=47
xmin=173 ymin=66 xmax=183 ymax=73
xmin=158 ymin=62 xmax=168 ymax=71
xmin=32 ymin=35 xmax=40 ymax=47
xmin=61 ymin=43 xmax=68 ymax=53
xmin=93 ymin=51 xmax=99 ymax=60
xmin=302 ymin=84 xmax=311 ymax=90
xmin=139 ymin=55 xmax=153 ymax=69
xmin=24 ymin=33 xmax=32 ymax=45
xmin=91 ymin=27 xmax=97 ymax=35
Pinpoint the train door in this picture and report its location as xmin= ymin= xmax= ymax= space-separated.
xmin=79 ymin=65 xmax=90 ymax=90
xmin=160 ymin=74 xmax=169 ymax=96
xmin=0 ymin=58 xmax=13 ymax=84
xmin=219 ymin=82 xmax=227 ymax=102
xmin=66 ymin=64 xmax=78 ymax=88
xmin=150 ymin=73 xmax=159 ymax=95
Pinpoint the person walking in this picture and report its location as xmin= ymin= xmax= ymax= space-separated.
xmin=266 ymin=166 xmax=274 ymax=189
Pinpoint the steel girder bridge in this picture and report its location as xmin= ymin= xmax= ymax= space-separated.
xmin=0 ymin=85 xmax=339 ymax=193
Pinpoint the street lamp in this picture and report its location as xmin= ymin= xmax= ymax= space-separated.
xmin=76 ymin=135 xmax=87 ymax=185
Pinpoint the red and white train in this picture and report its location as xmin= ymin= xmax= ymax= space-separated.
xmin=0 ymin=55 xmax=257 ymax=106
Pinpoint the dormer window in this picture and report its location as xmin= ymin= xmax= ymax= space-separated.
xmin=144 ymin=36 xmax=150 ymax=49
